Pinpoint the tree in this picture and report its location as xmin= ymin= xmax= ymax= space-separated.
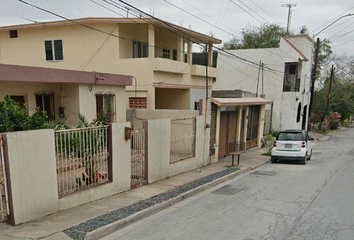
xmin=223 ymin=24 xmax=287 ymax=50
xmin=0 ymin=97 xmax=47 ymax=133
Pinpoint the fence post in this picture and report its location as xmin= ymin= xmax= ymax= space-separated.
xmin=0 ymin=134 xmax=14 ymax=225
xmin=143 ymin=121 xmax=148 ymax=183
xmin=108 ymin=124 xmax=113 ymax=182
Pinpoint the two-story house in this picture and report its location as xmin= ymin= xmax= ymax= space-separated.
xmin=0 ymin=18 xmax=221 ymax=124
xmin=214 ymin=34 xmax=313 ymax=132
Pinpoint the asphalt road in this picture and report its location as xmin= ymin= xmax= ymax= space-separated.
xmin=102 ymin=127 xmax=354 ymax=240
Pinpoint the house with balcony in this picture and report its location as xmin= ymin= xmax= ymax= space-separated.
xmin=0 ymin=18 xmax=221 ymax=115
xmin=214 ymin=34 xmax=313 ymax=132
xmin=208 ymin=35 xmax=313 ymax=161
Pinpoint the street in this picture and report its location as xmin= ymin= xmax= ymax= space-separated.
xmin=102 ymin=127 xmax=354 ymax=240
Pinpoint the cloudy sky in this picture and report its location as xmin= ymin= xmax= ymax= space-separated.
xmin=1 ymin=0 xmax=354 ymax=55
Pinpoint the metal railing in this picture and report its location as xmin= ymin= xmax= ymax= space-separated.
xmin=170 ymin=117 xmax=196 ymax=164
xmin=0 ymin=136 xmax=9 ymax=222
xmin=55 ymin=125 xmax=110 ymax=197
xmin=131 ymin=128 xmax=146 ymax=187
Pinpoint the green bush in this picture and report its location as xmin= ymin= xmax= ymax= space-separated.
xmin=272 ymin=131 xmax=279 ymax=137
xmin=0 ymin=97 xmax=47 ymax=133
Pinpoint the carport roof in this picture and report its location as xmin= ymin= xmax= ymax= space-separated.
xmin=211 ymin=97 xmax=273 ymax=106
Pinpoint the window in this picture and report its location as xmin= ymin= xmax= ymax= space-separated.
xmin=36 ymin=93 xmax=55 ymax=120
xmin=296 ymin=102 xmax=302 ymax=122
xmin=283 ymin=63 xmax=300 ymax=92
xmin=173 ymin=49 xmax=177 ymax=61
xmin=133 ymin=40 xmax=148 ymax=58
xmin=8 ymin=95 xmax=25 ymax=105
xmin=96 ymin=94 xmax=115 ymax=123
xmin=9 ymin=30 xmax=18 ymax=38
xmin=163 ymin=48 xmax=170 ymax=59
xmin=129 ymin=97 xmax=147 ymax=109
xmin=44 ymin=40 xmax=63 ymax=61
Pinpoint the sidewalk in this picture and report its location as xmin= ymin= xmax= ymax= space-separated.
xmin=0 ymin=147 xmax=288 ymax=240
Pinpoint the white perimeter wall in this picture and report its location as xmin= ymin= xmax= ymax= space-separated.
xmin=5 ymin=122 xmax=130 ymax=225
xmin=147 ymin=115 xmax=210 ymax=183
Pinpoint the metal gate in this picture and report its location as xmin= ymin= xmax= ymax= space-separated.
xmin=131 ymin=128 xmax=147 ymax=189
xmin=0 ymin=136 xmax=9 ymax=222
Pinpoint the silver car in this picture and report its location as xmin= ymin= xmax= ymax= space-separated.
xmin=271 ymin=129 xmax=314 ymax=164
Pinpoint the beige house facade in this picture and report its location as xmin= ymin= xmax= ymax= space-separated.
xmin=0 ymin=18 xmax=221 ymax=111
xmin=0 ymin=64 xmax=132 ymax=126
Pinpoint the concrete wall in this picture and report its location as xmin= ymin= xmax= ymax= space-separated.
xmin=5 ymin=129 xmax=59 ymax=225
xmin=4 ymin=122 xmax=131 ymax=224
xmin=128 ymin=109 xmax=199 ymax=129
xmin=147 ymin=115 xmax=210 ymax=183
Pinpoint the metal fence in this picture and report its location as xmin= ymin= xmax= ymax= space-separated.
xmin=131 ymin=128 xmax=146 ymax=188
xmin=0 ymin=136 xmax=9 ymax=222
xmin=170 ymin=117 xmax=196 ymax=164
xmin=55 ymin=125 xmax=110 ymax=197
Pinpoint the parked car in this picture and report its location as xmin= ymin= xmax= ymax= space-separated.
xmin=271 ymin=129 xmax=314 ymax=164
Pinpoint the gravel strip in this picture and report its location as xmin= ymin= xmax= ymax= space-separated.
xmin=64 ymin=167 xmax=240 ymax=240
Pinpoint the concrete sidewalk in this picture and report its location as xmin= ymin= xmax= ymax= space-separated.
xmin=0 ymin=138 xmax=320 ymax=240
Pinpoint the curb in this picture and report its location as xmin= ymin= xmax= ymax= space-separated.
xmin=85 ymin=167 xmax=252 ymax=240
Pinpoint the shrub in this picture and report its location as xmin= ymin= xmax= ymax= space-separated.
xmin=0 ymin=97 xmax=47 ymax=133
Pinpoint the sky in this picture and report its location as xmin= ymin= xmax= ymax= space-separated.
xmin=1 ymin=0 xmax=354 ymax=56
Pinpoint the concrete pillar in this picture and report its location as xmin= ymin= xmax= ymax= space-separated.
xmin=148 ymin=24 xmax=155 ymax=59
xmin=257 ymin=105 xmax=266 ymax=147
xmin=243 ymin=106 xmax=249 ymax=146
xmin=236 ymin=106 xmax=243 ymax=143
xmin=187 ymin=40 xmax=192 ymax=64
xmin=177 ymin=36 xmax=184 ymax=62
xmin=212 ymin=106 xmax=221 ymax=163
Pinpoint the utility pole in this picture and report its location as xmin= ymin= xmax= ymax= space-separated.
xmin=309 ymin=38 xmax=320 ymax=117
xmin=256 ymin=60 xmax=261 ymax=97
xmin=282 ymin=3 xmax=297 ymax=34
xmin=261 ymin=62 xmax=264 ymax=98
xmin=325 ymin=65 xmax=334 ymax=117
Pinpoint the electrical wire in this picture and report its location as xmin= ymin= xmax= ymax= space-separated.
xmin=229 ymin=0 xmax=263 ymax=24
xmin=163 ymin=0 xmax=235 ymax=37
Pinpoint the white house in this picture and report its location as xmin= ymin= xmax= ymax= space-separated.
xmin=214 ymin=34 xmax=314 ymax=132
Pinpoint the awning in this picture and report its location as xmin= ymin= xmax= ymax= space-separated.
xmin=211 ymin=97 xmax=273 ymax=106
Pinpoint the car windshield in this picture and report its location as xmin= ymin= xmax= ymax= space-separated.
xmin=277 ymin=132 xmax=304 ymax=141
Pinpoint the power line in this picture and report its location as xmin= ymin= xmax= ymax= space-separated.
xmin=163 ymin=0 xmax=235 ymax=37
xmin=236 ymin=0 xmax=270 ymax=24
xmin=179 ymin=0 xmax=238 ymax=36
xmin=229 ymin=0 xmax=263 ymax=24
xmin=248 ymin=0 xmax=281 ymax=24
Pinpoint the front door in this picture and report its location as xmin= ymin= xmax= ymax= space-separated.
xmin=218 ymin=110 xmax=238 ymax=158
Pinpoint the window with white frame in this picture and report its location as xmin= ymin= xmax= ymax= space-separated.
xmin=163 ymin=48 xmax=170 ymax=59
xmin=133 ymin=40 xmax=148 ymax=58
xmin=44 ymin=40 xmax=63 ymax=61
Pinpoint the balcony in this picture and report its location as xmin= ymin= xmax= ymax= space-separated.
xmin=153 ymin=58 xmax=189 ymax=74
xmin=190 ymin=64 xmax=218 ymax=78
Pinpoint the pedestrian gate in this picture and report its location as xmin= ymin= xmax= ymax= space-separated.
xmin=131 ymin=128 xmax=147 ymax=188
